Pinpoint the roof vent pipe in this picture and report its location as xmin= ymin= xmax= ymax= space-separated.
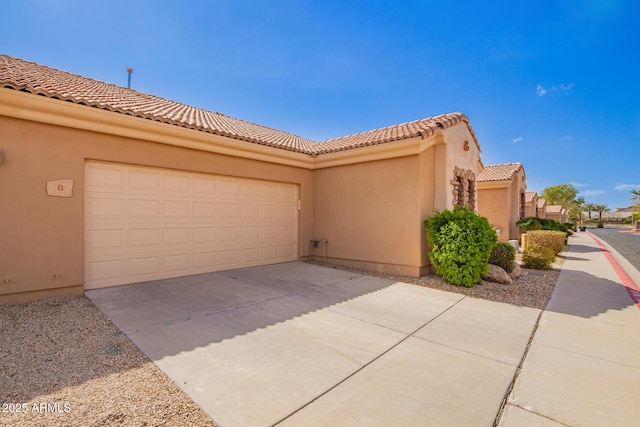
xmin=127 ymin=68 xmax=133 ymax=89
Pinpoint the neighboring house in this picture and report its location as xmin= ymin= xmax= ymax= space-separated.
xmin=537 ymin=198 xmax=548 ymax=219
xmin=476 ymin=162 xmax=526 ymax=242
xmin=524 ymin=191 xmax=538 ymax=217
xmin=0 ymin=55 xmax=483 ymax=303
xmin=546 ymin=205 xmax=566 ymax=223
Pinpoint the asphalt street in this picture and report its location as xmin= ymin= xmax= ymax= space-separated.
xmin=585 ymin=225 xmax=640 ymax=272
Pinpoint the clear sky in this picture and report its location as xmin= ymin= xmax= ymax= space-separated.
xmin=2 ymin=0 xmax=639 ymax=209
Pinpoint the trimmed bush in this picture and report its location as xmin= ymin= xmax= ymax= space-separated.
xmin=516 ymin=217 xmax=542 ymax=232
xmin=489 ymin=242 xmax=516 ymax=273
xmin=424 ymin=207 xmax=497 ymax=287
xmin=564 ymin=222 xmax=577 ymax=232
xmin=517 ymin=217 xmax=568 ymax=233
xmin=527 ymin=230 xmax=566 ymax=255
xmin=522 ymin=244 xmax=555 ymax=270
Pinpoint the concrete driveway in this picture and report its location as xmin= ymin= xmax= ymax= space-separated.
xmin=86 ymin=262 xmax=540 ymax=427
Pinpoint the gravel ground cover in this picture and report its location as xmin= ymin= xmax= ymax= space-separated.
xmin=0 ymin=296 xmax=217 ymax=427
xmin=309 ymin=255 xmax=563 ymax=310
xmin=1 ymin=252 xmax=564 ymax=426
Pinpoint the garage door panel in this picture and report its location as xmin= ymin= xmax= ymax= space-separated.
xmin=241 ymin=182 xmax=260 ymax=197
xmin=219 ymin=179 xmax=239 ymax=196
xmin=163 ymin=228 xmax=191 ymax=245
xmin=193 ymin=202 xmax=217 ymax=219
xmin=192 ymin=176 xmax=218 ymax=194
xmin=128 ymin=228 xmax=159 ymax=248
xmin=219 ymin=203 xmax=240 ymax=218
xmin=261 ymin=183 xmax=279 ymax=199
xmin=193 ymin=251 xmax=217 ymax=269
xmin=242 ymin=248 xmax=260 ymax=263
xmin=86 ymin=163 xmax=126 ymax=189
xmin=193 ymin=227 xmax=217 ymax=244
xmin=85 ymin=162 xmax=299 ymax=289
xmin=163 ymin=173 xmax=191 ymax=193
xmin=162 ymin=200 xmax=191 ymax=218
xmin=262 ymin=246 xmax=278 ymax=261
xmin=87 ymin=229 xmax=125 ymax=251
xmin=87 ymin=259 xmax=125 ymax=282
xmin=128 ymin=169 xmax=162 ymax=192
xmin=128 ymin=199 xmax=161 ymax=219
xmin=242 ymin=226 xmax=260 ymax=240
xmin=220 ymin=250 xmax=240 ymax=266
xmin=128 ymin=256 xmax=160 ymax=277
xmin=163 ymin=254 xmax=191 ymax=273
xmin=87 ymin=197 xmax=125 ymax=221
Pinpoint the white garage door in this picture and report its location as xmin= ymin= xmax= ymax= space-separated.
xmin=84 ymin=162 xmax=299 ymax=289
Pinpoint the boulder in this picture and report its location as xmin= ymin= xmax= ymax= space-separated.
xmin=509 ymin=263 xmax=522 ymax=280
xmin=485 ymin=264 xmax=513 ymax=285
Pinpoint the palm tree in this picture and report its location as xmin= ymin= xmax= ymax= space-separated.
xmin=595 ymin=204 xmax=610 ymax=228
xmin=584 ymin=202 xmax=598 ymax=220
xmin=632 ymin=188 xmax=640 ymax=207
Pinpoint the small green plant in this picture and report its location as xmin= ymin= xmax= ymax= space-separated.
xmin=527 ymin=230 xmax=566 ymax=255
xmin=489 ymin=242 xmax=516 ymax=273
xmin=516 ymin=217 xmax=542 ymax=232
xmin=522 ymin=244 xmax=555 ymax=270
xmin=517 ymin=217 xmax=568 ymax=233
xmin=424 ymin=207 xmax=497 ymax=287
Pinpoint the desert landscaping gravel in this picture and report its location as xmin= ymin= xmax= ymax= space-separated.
xmin=0 ymin=296 xmax=217 ymax=427
xmin=1 ymin=256 xmax=562 ymax=426
xmin=310 ymin=257 xmax=563 ymax=310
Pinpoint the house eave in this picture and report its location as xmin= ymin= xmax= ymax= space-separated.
xmin=0 ymin=89 xmax=317 ymax=169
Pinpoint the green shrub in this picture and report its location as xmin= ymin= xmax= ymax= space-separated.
xmin=489 ymin=242 xmax=516 ymax=273
xmin=424 ymin=207 xmax=497 ymax=287
xmin=527 ymin=230 xmax=566 ymax=255
xmin=522 ymin=244 xmax=555 ymax=270
xmin=518 ymin=217 xmax=568 ymax=233
xmin=539 ymin=218 xmax=568 ymax=233
xmin=516 ymin=217 xmax=542 ymax=232
xmin=564 ymin=222 xmax=576 ymax=232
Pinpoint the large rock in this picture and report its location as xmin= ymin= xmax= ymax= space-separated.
xmin=485 ymin=264 xmax=513 ymax=285
xmin=509 ymin=263 xmax=522 ymax=280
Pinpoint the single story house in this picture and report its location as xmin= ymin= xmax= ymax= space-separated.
xmin=536 ymin=198 xmax=547 ymax=219
xmin=524 ymin=191 xmax=538 ymax=218
xmin=546 ymin=205 xmax=566 ymax=223
xmin=476 ymin=162 xmax=526 ymax=242
xmin=0 ymin=55 xmax=483 ymax=304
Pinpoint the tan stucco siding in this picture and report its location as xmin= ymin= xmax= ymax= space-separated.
xmin=441 ymin=126 xmax=482 ymax=210
xmin=477 ymin=187 xmax=511 ymax=241
xmin=313 ymin=155 xmax=424 ymax=276
xmin=0 ymin=116 xmax=314 ymax=302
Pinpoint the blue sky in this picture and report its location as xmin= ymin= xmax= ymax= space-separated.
xmin=2 ymin=0 xmax=639 ymax=209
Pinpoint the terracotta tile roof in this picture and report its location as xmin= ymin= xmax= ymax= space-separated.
xmin=0 ymin=55 xmax=477 ymax=156
xmin=546 ymin=204 xmax=563 ymax=213
xmin=311 ymin=113 xmax=475 ymax=155
xmin=525 ymin=191 xmax=537 ymax=203
xmin=0 ymin=55 xmax=316 ymax=154
xmin=477 ymin=162 xmax=524 ymax=182
xmin=537 ymin=198 xmax=547 ymax=208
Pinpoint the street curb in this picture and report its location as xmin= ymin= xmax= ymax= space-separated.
xmin=587 ymin=231 xmax=640 ymax=310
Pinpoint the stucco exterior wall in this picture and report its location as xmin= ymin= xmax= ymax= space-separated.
xmin=441 ymin=126 xmax=482 ymax=211
xmin=525 ymin=194 xmax=538 ymax=217
xmin=478 ymin=167 xmax=526 ymax=242
xmin=313 ymin=155 xmax=425 ymax=276
xmin=477 ymin=187 xmax=511 ymax=241
xmin=0 ymin=115 xmax=315 ymax=303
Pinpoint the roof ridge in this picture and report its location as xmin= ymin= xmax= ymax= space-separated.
xmin=0 ymin=54 xmax=474 ymax=156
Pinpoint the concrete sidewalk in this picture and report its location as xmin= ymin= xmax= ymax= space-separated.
xmin=499 ymin=231 xmax=640 ymax=426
